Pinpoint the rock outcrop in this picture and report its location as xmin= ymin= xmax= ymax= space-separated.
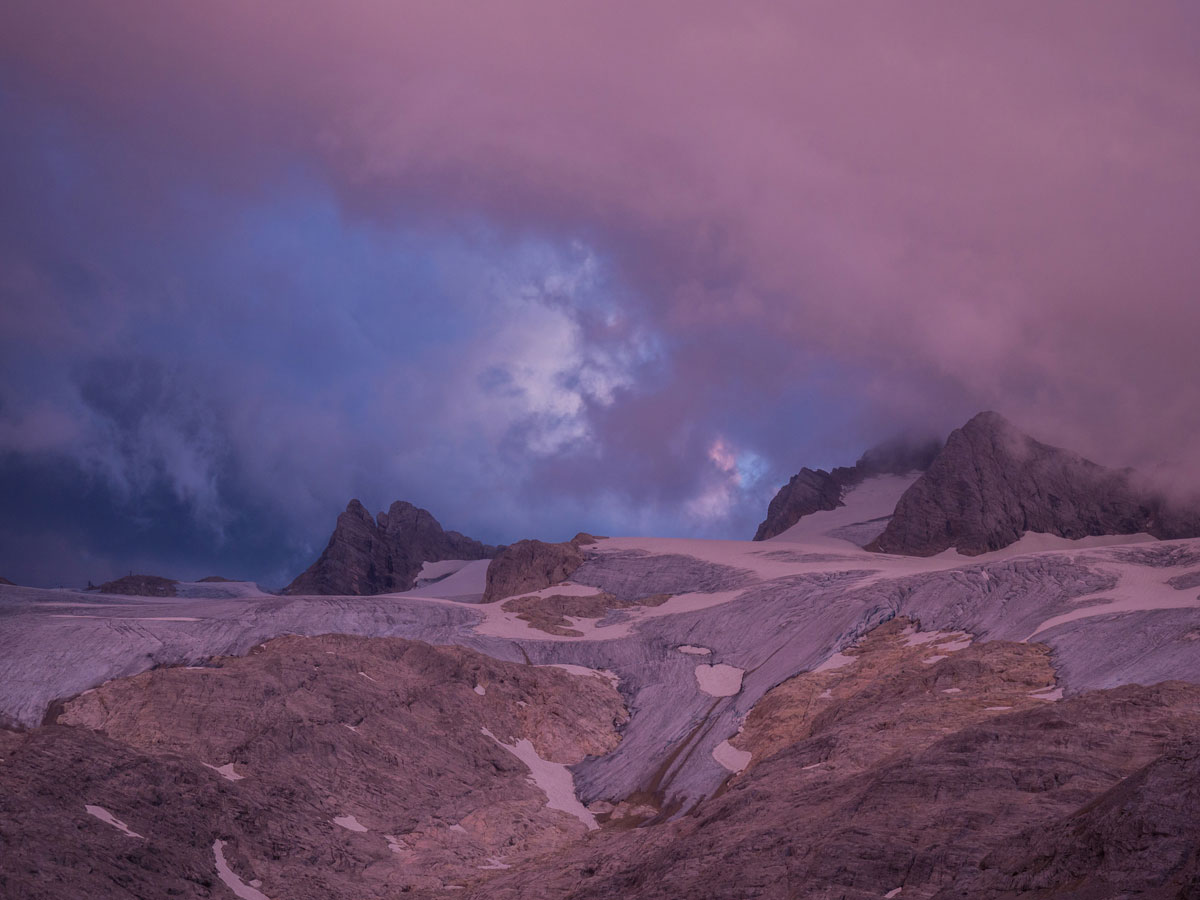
xmin=754 ymin=435 xmax=941 ymax=540
xmin=481 ymin=539 xmax=585 ymax=604
xmin=0 ymin=635 xmax=625 ymax=899
xmin=0 ymin=576 xmax=14 ymax=586
xmin=869 ymin=411 xmax=1200 ymax=556
xmin=286 ymin=500 xmax=498 ymax=595
xmin=96 ymin=574 xmax=179 ymax=597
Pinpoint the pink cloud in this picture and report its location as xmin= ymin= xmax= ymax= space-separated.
xmin=4 ymin=1 xmax=1200 ymax=480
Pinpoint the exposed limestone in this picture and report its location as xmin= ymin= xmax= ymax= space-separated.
xmin=471 ymin=670 xmax=1200 ymax=900
xmin=482 ymin=539 xmax=585 ymax=604
xmin=869 ymin=411 xmax=1200 ymax=556
xmin=0 ymin=635 xmax=626 ymax=899
xmin=941 ymin=741 xmax=1200 ymax=898
xmin=286 ymin=499 xmax=497 ymax=595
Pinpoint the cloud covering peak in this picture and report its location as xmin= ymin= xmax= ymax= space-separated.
xmin=2 ymin=2 xmax=1199 ymax=584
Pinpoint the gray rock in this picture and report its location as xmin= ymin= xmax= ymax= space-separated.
xmin=481 ymin=539 xmax=585 ymax=604
xmin=97 ymin=574 xmax=178 ymax=597
xmin=940 ymin=740 xmax=1200 ymax=898
xmin=286 ymin=499 xmax=497 ymax=595
xmin=869 ymin=411 xmax=1200 ymax=556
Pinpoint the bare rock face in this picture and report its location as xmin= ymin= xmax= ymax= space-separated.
xmin=0 ymin=576 xmax=14 ymax=586
xmin=941 ymin=742 xmax=1200 ymax=899
xmin=97 ymin=574 xmax=179 ymax=596
xmin=754 ymin=435 xmax=941 ymax=540
xmin=0 ymin=634 xmax=625 ymax=899
xmin=471 ymin=635 xmax=1200 ymax=900
xmin=286 ymin=500 xmax=498 ymax=595
xmin=869 ymin=411 xmax=1200 ymax=557
xmin=481 ymin=539 xmax=585 ymax=604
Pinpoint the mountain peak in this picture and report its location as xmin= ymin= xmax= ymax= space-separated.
xmin=285 ymin=500 xmax=497 ymax=595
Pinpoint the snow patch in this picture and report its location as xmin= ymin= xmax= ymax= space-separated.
xmin=474 ymin=684 xmax=486 ymax=696
xmin=813 ymin=651 xmax=855 ymax=673
xmin=481 ymin=727 xmax=597 ymax=830
xmin=712 ymin=740 xmax=752 ymax=773
xmin=677 ymin=645 xmax=712 ymax=655
xmin=480 ymin=857 xmax=512 ymax=870
xmin=333 ymin=814 xmax=368 ymax=832
xmin=941 ymin=687 xmax=962 ymax=694
xmin=540 ymin=663 xmax=620 ymax=689
xmin=84 ymin=805 xmax=142 ymax=838
xmin=694 ymin=663 xmax=744 ymax=697
xmin=985 ymin=706 xmax=1012 ymax=711
xmin=204 ymin=762 xmax=245 ymax=781
xmin=1029 ymin=686 xmax=1063 ymax=701
xmin=358 ymin=672 xmax=378 ymax=683
xmin=213 ymin=840 xmax=270 ymax=900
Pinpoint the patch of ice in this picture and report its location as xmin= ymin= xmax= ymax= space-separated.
xmin=922 ymin=655 xmax=947 ymax=665
xmin=885 ymin=889 xmax=903 ymax=898
xmin=694 ymin=663 xmax=744 ymax=697
xmin=818 ymin=689 xmax=833 ymax=699
xmin=802 ymin=762 xmax=822 ymax=770
xmin=813 ymin=651 xmax=855 ymax=673
xmin=449 ymin=824 xmax=468 ymax=834
xmin=333 ymin=814 xmax=367 ymax=832
xmin=541 ymin=663 xmax=620 ymax=689
xmin=712 ymin=740 xmax=752 ymax=773
xmin=1029 ymin=686 xmax=1063 ymax=701
xmin=677 ymin=645 xmax=712 ymax=655
xmin=213 ymin=840 xmax=270 ymax=900
xmin=480 ymin=857 xmax=512 ymax=870
xmin=985 ymin=706 xmax=1012 ymax=711
xmin=481 ymin=727 xmax=597 ymax=830
xmin=941 ymin=687 xmax=962 ymax=694
xmin=84 ymin=805 xmax=142 ymax=838
xmin=358 ymin=672 xmax=378 ymax=683
xmin=385 ymin=834 xmax=408 ymax=854
xmin=474 ymin=684 xmax=486 ymax=696
xmin=935 ymin=637 xmax=972 ymax=652
xmin=343 ymin=723 xmax=359 ymax=733
xmin=204 ymin=762 xmax=245 ymax=781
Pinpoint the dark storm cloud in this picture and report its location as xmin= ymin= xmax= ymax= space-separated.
xmin=2 ymin=1 xmax=1200 ymax=584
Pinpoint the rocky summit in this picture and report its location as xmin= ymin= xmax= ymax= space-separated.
xmin=3 ymin=412 xmax=1200 ymax=898
xmin=285 ymin=499 xmax=499 ymax=595
xmin=869 ymin=411 xmax=1200 ymax=556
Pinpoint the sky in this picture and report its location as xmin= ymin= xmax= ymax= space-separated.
xmin=2 ymin=2 xmax=1200 ymax=587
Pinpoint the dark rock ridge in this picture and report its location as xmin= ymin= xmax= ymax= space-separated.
xmin=0 ymin=576 xmax=14 ymax=586
xmin=869 ymin=411 xmax=1200 ymax=557
xmin=97 ymin=574 xmax=179 ymax=597
xmin=754 ymin=435 xmax=942 ymax=540
xmin=285 ymin=500 xmax=498 ymax=595
xmin=481 ymin=538 xmax=586 ymax=604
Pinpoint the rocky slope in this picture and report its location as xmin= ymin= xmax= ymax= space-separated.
xmin=1 ymin=635 xmax=625 ymax=899
xmin=468 ymin=631 xmax=1200 ymax=900
xmin=754 ymin=436 xmax=941 ymax=541
xmin=286 ymin=500 xmax=498 ymax=595
xmin=869 ymin=411 xmax=1200 ymax=556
